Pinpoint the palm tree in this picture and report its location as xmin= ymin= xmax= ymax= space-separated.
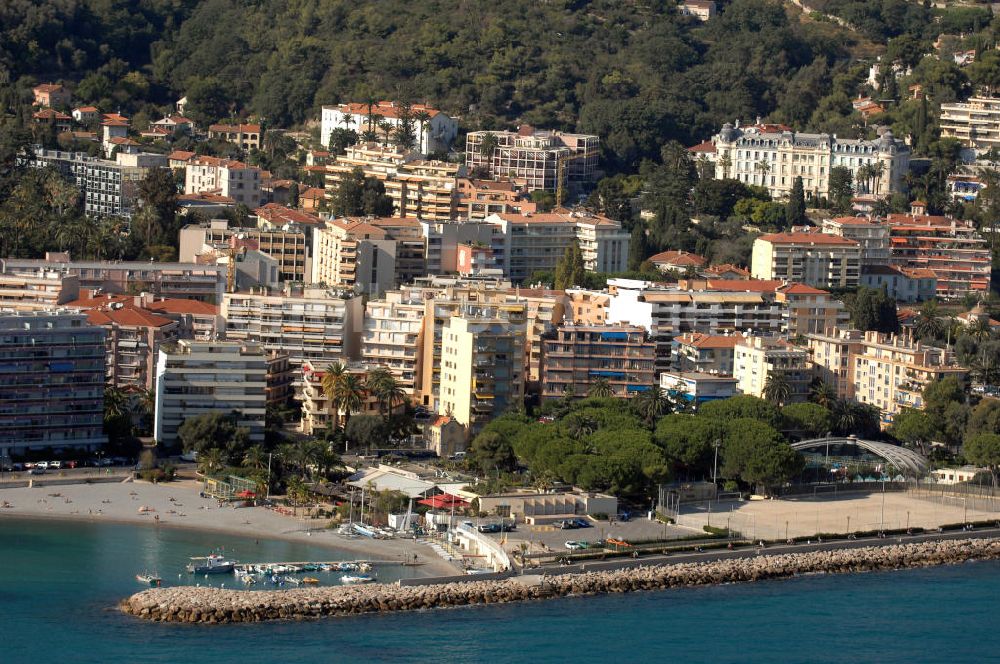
xmin=198 ymin=448 xmax=225 ymax=476
xmin=367 ymin=369 xmax=406 ymax=423
xmin=633 ymin=386 xmax=671 ymax=427
xmin=870 ymin=160 xmax=886 ymax=195
xmin=413 ymin=110 xmax=431 ymax=153
xmin=763 ymin=372 xmax=792 ymax=406
xmin=967 ymin=317 xmax=993 ymax=343
xmin=914 ymin=300 xmax=943 ymax=340
xmin=477 ymin=131 xmax=500 ymax=161
xmin=378 ymin=120 xmax=394 ymax=148
xmin=718 ymin=150 xmax=732 ymax=179
xmin=832 ymin=399 xmax=859 ymax=435
xmin=855 ymin=163 xmax=873 ymax=194
xmin=588 ymin=377 xmax=614 ymax=398
xmin=334 ymin=374 xmax=366 ymax=430
xmin=242 ymin=445 xmax=267 ymax=471
xmin=321 ymin=362 xmax=347 ymax=429
xmin=808 ymin=379 xmax=837 ymax=409
xmin=754 ymin=159 xmax=771 ymax=186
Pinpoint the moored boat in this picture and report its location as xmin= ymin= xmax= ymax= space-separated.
xmin=186 ymin=553 xmax=235 ymax=575
xmin=340 ymin=573 xmax=375 ymax=585
xmin=136 ymin=572 xmax=162 ymax=587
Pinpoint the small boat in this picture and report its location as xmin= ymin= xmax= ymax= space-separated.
xmin=340 ymin=574 xmax=374 ymax=585
xmin=136 ymin=572 xmax=162 ymax=587
xmin=284 ymin=576 xmax=302 ymax=586
xmin=186 ymin=553 xmax=235 ymax=575
xmin=302 ymin=577 xmax=320 ymax=585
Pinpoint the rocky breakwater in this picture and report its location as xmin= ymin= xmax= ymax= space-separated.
xmin=120 ymin=538 xmax=1000 ymax=624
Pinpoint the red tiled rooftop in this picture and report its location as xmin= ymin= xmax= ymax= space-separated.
xmin=676 ymin=332 xmax=740 ymax=349
xmin=145 ymin=298 xmax=219 ymax=316
xmin=649 ymin=250 xmax=707 ymax=267
xmin=757 ymin=232 xmax=858 ymax=246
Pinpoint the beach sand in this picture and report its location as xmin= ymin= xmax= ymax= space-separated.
xmin=0 ymin=478 xmax=461 ymax=577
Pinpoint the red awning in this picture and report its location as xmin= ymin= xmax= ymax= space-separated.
xmin=418 ymin=494 xmax=469 ymax=509
xmin=235 ymin=490 xmax=256 ymax=498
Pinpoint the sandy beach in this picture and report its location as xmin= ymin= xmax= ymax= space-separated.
xmin=0 ymin=478 xmax=461 ymax=577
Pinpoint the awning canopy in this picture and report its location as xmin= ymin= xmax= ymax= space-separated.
xmin=418 ymin=493 xmax=469 ymax=509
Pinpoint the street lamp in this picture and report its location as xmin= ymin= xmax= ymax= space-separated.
xmin=712 ymin=439 xmax=721 ymax=486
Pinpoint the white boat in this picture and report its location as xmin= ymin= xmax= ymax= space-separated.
xmin=352 ymin=523 xmax=378 ymax=538
xmin=186 ymin=553 xmax=235 ymax=575
xmin=340 ymin=574 xmax=374 ymax=584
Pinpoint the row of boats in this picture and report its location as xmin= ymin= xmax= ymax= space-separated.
xmin=132 ymin=554 xmax=376 ymax=588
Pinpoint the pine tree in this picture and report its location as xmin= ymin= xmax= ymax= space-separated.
xmin=555 ymin=240 xmax=586 ymax=289
xmin=288 ymin=182 xmax=299 ymax=208
xmin=628 ymin=225 xmax=653 ymax=270
xmin=786 ymin=176 xmax=806 ymax=226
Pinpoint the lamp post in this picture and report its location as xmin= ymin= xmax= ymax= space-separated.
xmin=265 ymin=452 xmax=272 ymax=501
xmin=712 ymin=439 xmax=721 ymax=486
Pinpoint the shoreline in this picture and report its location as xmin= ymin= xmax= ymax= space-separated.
xmin=0 ymin=480 xmax=461 ymax=577
xmin=120 ymin=536 xmax=1000 ymax=624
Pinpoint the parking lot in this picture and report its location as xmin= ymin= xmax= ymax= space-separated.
xmin=480 ymin=513 xmax=698 ymax=555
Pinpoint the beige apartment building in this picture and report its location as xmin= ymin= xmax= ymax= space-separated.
xmin=821 ymin=216 xmax=891 ymax=266
xmin=311 ymin=218 xmax=397 ymax=295
xmin=734 ymin=336 xmax=810 ymax=403
xmin=184 ymin=156 xmax=264 ymax=207
xmin=179 ymin=219 xmax=311 ymax=284
xmin=298 ymin=360 xmax=390 ymax=436
xmin=438 ymin=310 xmax=527 ymax=436
xmin=774 ymin=282 xmax=848 ymax=335
xmin=361 ymin=288 xmax=427 ymax=398
xmin=540 ymin=325 xmax=656 ymax=400
xmin=221 ymin=285 xmax=363 ymax=371
xmin=939 ymin=95 xmax=1000 ymax=152
xmin=672 ymin=332 xmax=740 ymax=374
xmin=751 ymin=231 xmax=862 ymax=289
xmin=0 ymin=270 xmax=79 ymax=311
xmin=207 ymin=123 xmax=262 ymax=151
xmin=804 ymin=329 xmax=865 ymax=400
xmin=850 ymin=332 xmax=969 ymax=426
xmin=325 ymin=144 xmax=460 ymax=221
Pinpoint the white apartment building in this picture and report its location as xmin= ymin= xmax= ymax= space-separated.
xmin=0 ymin=270 xmax=79 ymax=311
xmin=221 ymin=285 xmax=363 ymax=370
xmin=820 ymin=216 xmax=891 ymax=266
xmin=28 ymin=148 xmax=168 ymax=218
xmin=311 ymin=219 xmax=398 ymax=295
xmin=709 ymin=123 xmax=909 ymax=199
xmin=361 ymin=289 xmax=427 ymax=397
xmin=185 ymin=156 xmax=264 ymax=207
xmin=154 ymin=340 xmax=269 ymax=448
xmin=483 ymin=211 xmax=630 ymax=282
xmin=805 ymin=329 xmax=865 ymax=400
xmin=939 ymin=95 xmax=1000 ymax=153
xmin=734 ymin=336 xmax=810 ymax=403
xmin=751 ymin=231 xmax=862 ymax=289
xmin=320 ymin=101 xmax=458 ymax=155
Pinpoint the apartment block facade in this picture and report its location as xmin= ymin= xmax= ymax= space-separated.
xmin=540 ymin=325 xmax=656 ymax=401
xmin=207 ymin=123 xmax=262 ymax=151
xmin=734 ymin=336 xmax=810 ymax=403
xmin=751 ymin=232 xmax=862 ymax=289
xmin=465 ymin=126 xmax=599 ymax=195
xmin=179 ymin=219 xmax=311 ymax=284
xmin=886 ymin=214 xmax=992 ymax=297
xmin=0 ymin=310 xmax=107 ymax=455
xmin=0 ymin=269 xmax=79 ymax=311
xmin=361 ymin=289 xmax=426 ymax=398
xmin=820 ymin=217 xmax=891 ymax=266
xmin=184 ymin=156 xmax=264 ymax=207
xmin=939 ymin=96 xmax=1000 ymax=152
xmin=320 ymin=101 xmax=458 ymax=155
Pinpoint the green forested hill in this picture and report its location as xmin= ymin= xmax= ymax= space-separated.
xmin=1 ymin=0 xmax=864 ymax=171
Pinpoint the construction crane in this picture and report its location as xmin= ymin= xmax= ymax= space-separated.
xmin=224 ymin=234 xmax=250 ymax=293
xmin=555 ymin=148 xmax=598 ymax=208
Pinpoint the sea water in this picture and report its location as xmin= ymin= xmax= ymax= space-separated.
xmin=2 ymin=519 xmax=998 ymax=663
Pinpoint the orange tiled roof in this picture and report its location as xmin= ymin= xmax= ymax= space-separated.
xmin=649 ymin=250 xmax=707 ymax=267
xmin=34 ymin=83 xmax=65 ymax=93
xmin=333 ymin=101 xmax=443 ymax=120
xmin=758 ymin=231 xmax=858 ymax=246
xmin=703 ymin=263 xmax=750 ymax=277
xmin=677 ymin=332 xmax=740 ymax=349
xmin=687 ymin=141 xmax=716 ymax=154
xmin=777 ymin=283 xmax=830 ymax=295
xmin=146 ymin=298 xmax=219 ymax=316
xmin=255 ymin=203 xmax=322 ymax=226
xmin=167 ymin=150 xmax=196 ymax=161
xmin=85 ymin=304 xmax=174 ymax=328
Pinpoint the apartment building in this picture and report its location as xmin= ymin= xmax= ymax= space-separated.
xmin=185 ymin=156 xmax=264 ymax=208
xmin=297 ymin=361 xmax=389 ymax=436
xmin=709 ymin=123 xmax=909 ymax=199
xmin=465 ymin=125 xmax=599 ymax=195
xmin=0 ymin=270 xmax=79 ymax=311
xmin=804 ymin=329 xmax=865 ymax=400
xmin=84 ymin=304 xmax=178 ymax=390
xmin=324 ymin=144 xmax=460 ymax=221
xmin=860 ymin=265 xmax=938 ymax=303
xmin=939 ymin=95 xmax=1000 ymax=152
xmin=457 ymin=178 xmax=538 ymax=219
xmin=751 ymin=231 xmax=862 ymax=289
xmin=221 ymin=285 xmax=363 ymax=370
xmin=1 ymin=257 xmax=226 ymax=303
xmin=734 ymin=336 xmax=810 ymax=403
xmin=774 ymin=282 xmax=849 ymax=335
xmin=141 ymin=296 xmax=221 ymax=341
xmin=649 ymin=250 xmax=707 ymax=273
xmin=850 ymin=332 xmax=968 ymax=426
xmin=565 ymin=289 xmax=611 ymax=325
xmin=154 ymin=341 xmax=278 ymax=447
xmin=208 ymin=123 xmax=262 ymax=151
xmin=419 ymin=221 xmax=503 ymax=274
xmin=886 ymin=214 xmax=992 ymax=297
xmin=672 ymin=332 xmax=740 ymax=374
xmin=367 ymin=217 xmax=427 ymax=285
xmin=820 ymin=216 xmax=891 ymax=266
xmin=32 ymin=83 xmax=71 ymax=108
xmin=0 ymin=310 xmax=106 ymax=455
xmin=28 ymin=148 xmax=168 ymax=218
xmin=361 ymin=289 xmax=427 ymax=398
xmin=320 ymin=101 xmax=458 ymax=155
xmin=660 ymin=371 xmax=737 ymax=405
xmin=311 ymin=218 xmax=397 ymax=294
xmin=679 ymin=0 xmax=717 ymax=20
xmin=438 ymin=311 xmax=527 ymax=436
xmin=540 ymin=325 xmax=656 ymax=400
xmin=179 ymin=219 xmax=311 ymax=284
xmin=484 ymin=210 xmax=630 ymax=282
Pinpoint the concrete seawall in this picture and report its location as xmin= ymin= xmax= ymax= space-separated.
xmin=119 ymin=537 xmax=1000 ymax=624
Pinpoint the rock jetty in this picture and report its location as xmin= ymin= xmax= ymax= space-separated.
xmin=120 ymin=538 xmax=1000 ymax=624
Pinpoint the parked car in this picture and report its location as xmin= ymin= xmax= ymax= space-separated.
xmin=49 ymin=461 xmax=62 ymax=469
xmin=12 ymin=462 xmax=24 ymax=471
xmin=565 ymin=540 xmax=589 ymax=550
xmin=557 ymin=520 xmax=578 ymax=530
xmin=29 ymin=467 xmax=45 ymax=475
xmin=498 ymin=522 xmax=516 ymax=532
xmin=35 ymin=461 xmax=49 ymax=470
xmin=573 ymin=518 xmax=592 ymax=528
xmin=477 ymin=523 xmax=501 ymax=534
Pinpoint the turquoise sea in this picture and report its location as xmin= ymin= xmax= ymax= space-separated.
xmin=2 ymin=518 xmax=998 ymax=663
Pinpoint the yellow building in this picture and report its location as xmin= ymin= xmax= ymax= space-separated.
xmin=734 ymin=336 xmax=810 ymax=403
xmin=804 ymin=329 xmax=865 ymax=400
xmin=438 ymin=309 xmax=526 ymax=436
xmin=751 ymin=231 xmax=861 ymax=289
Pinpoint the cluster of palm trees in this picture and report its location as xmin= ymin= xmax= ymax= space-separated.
xmin=576 ymin=377 xmax=678 ymax=427
xmin=104 ymin=384 xmax=156 ymax=437
xmin=320 ymin=363 xmax=406 ymax=432
xmin=341 ymin=105 xmax=432 ymax=153
xmin=855 ymin=161 xmax=886 ymax=195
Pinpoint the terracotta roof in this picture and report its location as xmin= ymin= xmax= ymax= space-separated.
xmin=757 ymin=232 xmax=858 ymax=246
xmin=328 ymin=101 xmax=444 ymax=120
xmin=108 ymin=137 xmax=139 ymax=145
xmin=85 ymin=304 xmax=174 ymax=328
xmin=431 ymin=415 xmax=452 ymax=427
xmin=146 ymin=299 xmax=219 ymax=316
xmin=64 ymin=293 xmax=132 ymax=309
xmin=33 ymin=109 xmax=71 ymax=120
xmin=676 ymin=332 xmax=740 ymax=349
xmin=168 ymin=150 xmax=196 ymax=161
xmin=649 ymin=250 xmax=707 ymax=267
xmin=300 ymin=187 xmax=325 ymax=200
xmin=74 ymin=106 xmax=99 ymax=113
xmin=255 ymin=203 xmax=322 ymax=226
xmin=703 ymin=263 xmax=750 ymax=277
xmin=828 ymin=216 xmax=882 ymax=226
xmin=152 ymin=114 xmax=194 ymax=125
xmin=34 ymin=83 xmax=65 ymax=93
xmin=492 ymin=211 xmax=619 ymax=226
xmin=209 ymin=123 xmax=262 ymax=133
xmin=898 ymin=267 xmax=937 ymax=279
xmin=687 ymin=141 xmax=717 ymax=154
xmin=777 ymin=283 xmax=829 ymax=295
xmin=178 ymin=192 xmax=236 ymax=204
xmin=191 ymin=156 xmax=251 ymax=169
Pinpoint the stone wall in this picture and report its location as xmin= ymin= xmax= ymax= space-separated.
xmin=119 ymin=538 xmax=1000 ymax=624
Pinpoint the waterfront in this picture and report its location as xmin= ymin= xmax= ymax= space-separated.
xmin=4 ymin=519 xmax=1000 ymax=663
